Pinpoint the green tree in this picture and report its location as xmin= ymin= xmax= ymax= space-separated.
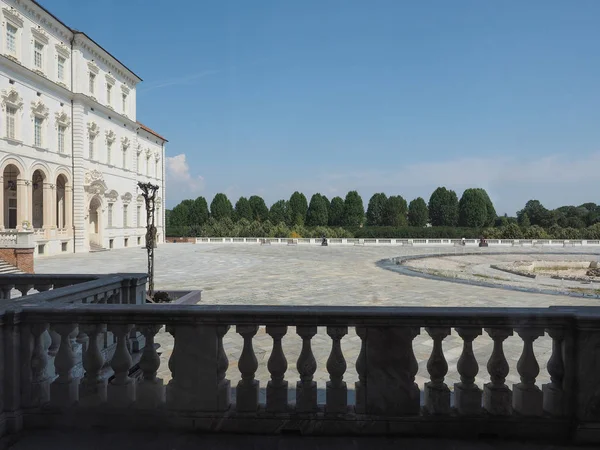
xmin=366 ymin=193 xmax=388 ymax=226
xmin=328 ymin=196 xmax=345 ymax=226
xmin=476 ymin=188 xmax=496 ymax=226
xmin=210 ymin=193 xmax=233 ymax=220
xmin=517 ymin=200 xmax=555 ymax=227
xmin=269 ymin=200 xmax=291 ymax=225
xmin=342 ymin=191 xmax=365 ymax=227
xmin=519 ymin=212 xmax=531 ymax=228
xmin=381 ymin=195 xmax=408 ymax=227
xmin=169 ymin=200 xmax=193 ymax=226
xmin=289 ymin=191 xmax=308 ymax=226
xmin=458 ymin=188 xmax=489 ymax=228
xmin=234 ymin=197 xmax=253 ymax=222
xmin=189 ymin=196 xmax=209 ymax=225
xmin=408 ymin=197 xmax=428 ymax=227
xmin=248 ymin=195 xmax=269 ymax=222
xmin=428 ymin=187 xmax=459 ymax=226
xmin=306 ymin=193 xmax=329 ymax=226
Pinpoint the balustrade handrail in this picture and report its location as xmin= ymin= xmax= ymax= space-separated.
xmin=13 ymin=303 xmax=583 ymax=328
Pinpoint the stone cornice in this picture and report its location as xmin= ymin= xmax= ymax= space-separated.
xmin=2 ymin=6 xmax=24 ymax=27
xmin=10 ymin=0 xmax=71 ymax=41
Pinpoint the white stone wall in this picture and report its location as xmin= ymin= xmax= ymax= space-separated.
xmin=0 ymin=0 xmax=166 ymax=257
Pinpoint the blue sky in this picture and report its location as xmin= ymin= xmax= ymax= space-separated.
xmin=42 ymin=0 xmax=600 ymax=215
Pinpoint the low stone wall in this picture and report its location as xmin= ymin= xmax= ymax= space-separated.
xmin=0 ymin=231 xmax=35 ymax=273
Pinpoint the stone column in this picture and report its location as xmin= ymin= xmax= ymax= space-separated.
xmin=0 ymin=175 xmax=4 ymax=230
xmin=42 ymin=182 xmax=55 ymax=229
xmin=16 ymin=179 xmax=29 ymax=230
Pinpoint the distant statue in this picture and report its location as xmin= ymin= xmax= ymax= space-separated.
xmin=461 ymin=237 xmax=466 ymax=246
xmin=479 ymin=236 xmax=488 ymax=247
xmin=321 ymin=235 xmax=328 ymax=246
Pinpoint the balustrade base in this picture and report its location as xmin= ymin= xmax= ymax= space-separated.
xmin=424 ymin=382 xmax=451 ymax=415
xmin=542 ymin=383 xmax=565 ymax=417
xmin=107 ymin=380 xmax=136 ymax=408
xmin=454 ymin=383 xmax=482 ymax=416
xmin=484 ymin=383 xmax=512 ymax=416
xmin=50 ymin=380 xmax=79 ymax=408
xmin=326 ymin=381 xmax=348 ymax=414
xmin=217 ymin=379 xmax=231 ymax=411
xmin=354 ymin=383 xmax=366 ymax=414
xmin=513 ymin=383 xmax=543 ymax=416
xmin=296 ymin=380 xmax=317 ymax=413
xmin=29 ymin=380 xmax=50 ymax=408
xmin=236 ymin=380 xmax=259 ymax=412
xmin=266 ymin=381 xmax=288 ymax=413
xmin=136 ymin=379 xmax=165 ymax=409
xmin=79 ymin=379 xmax=107 ymax=407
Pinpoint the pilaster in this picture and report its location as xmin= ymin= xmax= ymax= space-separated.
xmin=71 ymin=101 xmax=86 ymax=252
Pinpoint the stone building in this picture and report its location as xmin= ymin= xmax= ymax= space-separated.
xmin=0 ymin=0 xmax=166 ymax=256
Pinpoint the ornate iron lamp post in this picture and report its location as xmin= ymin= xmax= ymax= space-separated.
xmin=137 ymin=182 xmax=159 ymax=298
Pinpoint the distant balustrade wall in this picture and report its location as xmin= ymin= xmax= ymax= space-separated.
xmin=192 ymin=237 xmax=600 ymax=247
xmin=2 ymin=293 xmax=600 ymax=443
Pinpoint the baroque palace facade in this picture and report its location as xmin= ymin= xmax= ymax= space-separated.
xmin=0 ymin=0 xmax=166 ymax=256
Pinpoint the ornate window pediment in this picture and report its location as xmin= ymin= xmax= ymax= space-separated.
xmin=87 ymin=121 xmax=99 ymax=137
xmin=105 ymin=73 xmax=116 ymax=86
xmin=55 ymin=43 xmax=70 ymax=59
xmin=1 ymin=88 xmax=23 ymax=109
xmin=84 ymin=170 xmax=107 ymax=195
xmin=105 ymin=189 xmax=119 ymax=202
xmin=84 ymin=170 xmax=104 ymax=185
xmin=136 ymin=144 xmax=143 ymax=155
xmin=105 ymin=129 xmax=116 ymax=143
xmin=30 ymin=100 xmax=49 ymax=119
xmin=120 ymin=136 xmax=130 ymax=148
xmin=55 ymin=111 xmax=70 ymax=128
xmin=145 ymin=148 xmax=152 ymax=158
xmin=121 ymin=192 xmax=133 ymax=204
xmin=121 ymin=84 xmax=130 ymax=95
xmin=31 ymin=27 xmax=49 ymax=45
xmin=154 ymin=152 xmax=160 ymax=161
xmin=3 ymin=7 xmax=23 ymax=27
xmin=136 ymin=194 xmax=144 ymax=203
xmin=87 ymin=61 xmax=99 ymax=74
xmin=156 ymin=197 xmax=162 ymax=205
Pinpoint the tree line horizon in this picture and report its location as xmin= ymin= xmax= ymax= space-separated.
xmin=167 ymin=188 xmax=600 ymax=239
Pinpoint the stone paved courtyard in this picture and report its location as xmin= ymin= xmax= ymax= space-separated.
xmin=36 ymin=244 xmax=600 ymax=404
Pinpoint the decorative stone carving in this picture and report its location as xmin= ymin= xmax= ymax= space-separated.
xmin=84 ymin=170 xmax=103 ymax=185
xmin=154 ymin=152 xmax=160 ymax=162
xmin=1 ymin=88 xmax=23 ymax=109
xmin=121 ymin=192 xmax=132 ymax=204
xmin=87 ymin=121 xmax=99 ymax=137
xmin=121 ymin=84 xmax=130 ymax=95
xmin=87 ymin=61 xmax=99 ymax=74
xmin=55 ymin=43 xmax=70 ymax=59
xmin=105 ymin=129 xmax=116 ymax=143
xmin=30 ymin=100 xmax=49 ymax=119
xmin=145 ymin=148 xmax=152 ymax=158
xmin=31 ymin=26 xmax=49 ymax=44
xmin=121 ymin=136 xmax=130 ymax=148
xmin=137 ymin=194 xmax=144 ymax=203
xmin=105 ymin=190 xmax=119 ymax=202
xmin=55 ymin=111 xmax=70 ymax=128
xmin=2 ymin=7 xmax=24 ymax=27
xmin=105 ymin=73 xmax=116 ymax=86
xmin=136 ymin=145 xmax=143 ymax=155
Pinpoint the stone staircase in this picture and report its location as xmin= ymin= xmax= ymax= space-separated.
xmin=0 ymin=258 xmax=21 ymax=274
xmin=90 ymin=242 xmax=109 ymax=253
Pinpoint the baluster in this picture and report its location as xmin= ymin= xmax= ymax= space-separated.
xmin=543 ymin=328 xmax=566 ymax=416
xmin=0 ymin=284 xmax=14 ymax=299
xmin=513 ymin=328 xmax=544 ymax=416
xmin=30 ymin=323 xmax=50 ymax=407
xmin=79 ymin=324 xmax=107 ymax=406
xmin=454 ymin=327 xmax=482 ymax=415
xmin=326 ymin=326 xmax=348 ymax=414
xmin=136 ymin=324 xmax=165 ymax=409
xmin=15 ymin=284 xmax=33 ymax=297
xmin=266 ymin=325 xmax=288 ymax=412
xmin=424 ymin=327 xmax=451 ymax=414
xmin=48 ymin=329 xmax=60 ymax=357
xmin=107 ymin=324 xmax=136 ymax=407
xmin=50 ymin=323 xmax=79 ymax=407
xmin=296 ymin=326 xmax=317 ymax=413
xmin=236 ymin=325 xmax=259 ymax=412
xmin=216 ymin=325 xmax=231 ymax=411
xmin=354 ymin=326 xmax=367 ymax=414
xmin=484 ymin=328 xmax=513 ymax=415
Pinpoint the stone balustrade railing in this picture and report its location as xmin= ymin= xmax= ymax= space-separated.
xmin=0 ymin=230 xmax=33 ymax=248
xmin=193 ymin=237 xmax=600 ymax=246
xmin=3 ymin=300 xmax=600 ymax=443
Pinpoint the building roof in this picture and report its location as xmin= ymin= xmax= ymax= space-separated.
xmin=137 ymin=122 xmax=168 ymax=142
xmin=31 ymin=1 xmax=143 ymax=82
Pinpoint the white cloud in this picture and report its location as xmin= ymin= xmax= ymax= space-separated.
xmin=166 ymin=154 xmax=205 ymax=203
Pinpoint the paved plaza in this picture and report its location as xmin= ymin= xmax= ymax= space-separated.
xmin=36 ymin=244 xmax=600 ymax=403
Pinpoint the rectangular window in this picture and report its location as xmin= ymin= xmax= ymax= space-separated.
xmin=89 ymin=73 xmax=95 ymax=94
xmin=146 ymin=157 xmax=150 ymax=176
xmin=123 ymin=205 xmax=128 ymax=228
xmin=136 ymin=153 xmax=140 ymax=172
xmin=106 ymin=84 xmax=112 ymax=105
xmin=107 ymin=141 xmax=112 ymax=164
xmin=6 ymin=106 xmax=16 ymax=139
xmin=34 ymin=41 xmax=43 ymax=69
xmin=137 ymin=205 xmax=141 ymax=226
xmin=57 ymin=56 xmax=65 ymax=80
xmin=89 ymin=135 xmax=94 ymax=159
xmin=34 ymin=117 xmax=43 ymax=147
xmin=155 ymin=159 xmax=159 ymax=178
xmin=107 ymin=203 xmax=113 ymax=228
xmin=6 ymin=24 xmax=17 ymax=55
xmin=122 ymin=93 xmax=127 ymax=113
xmin=58 ymin=125 xmax=66 ymax=153
xmin=122 ymin=146 xmax=127 ymax=168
